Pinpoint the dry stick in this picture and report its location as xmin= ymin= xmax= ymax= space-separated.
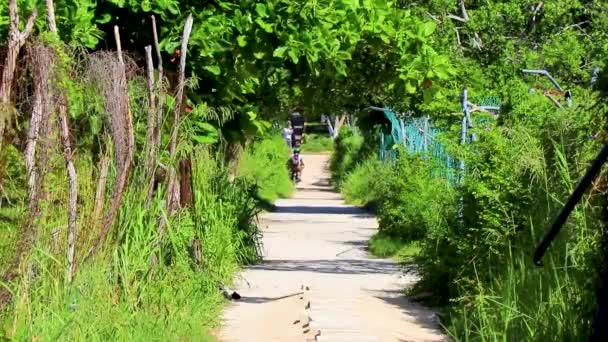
xmin=92 ymin=153 xmax=110 ymax=226
xmin=88 ymin=26 xmax=134 ymax=259
xmin=144 ymin=46 xmax=156 ymax=181
xmin=147 ymin=16 xmax=164 ymax=205
xmin=116 ymin=26 xmax=135 ymax=161
xmin=58 ymin=101 xmax=78 ymax=283
xmin=166 ymin=14 xmax=194 ymax=215
xmin=46 ymin=0 xmax=79 ymax=283
xmin=24 ymin=43 xmax=53 ymax=232
xmin=24 ymin=77 xmax=44 ymax=208
xmin=151 ymin=15 xmax=164 ymax=149
xmin=447 ymin=0 xmax=482 ymax=50
xmin=544 ymin=93 xmax=563 ymax=109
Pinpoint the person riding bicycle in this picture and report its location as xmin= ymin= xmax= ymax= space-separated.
xmin=288 ymin=147 xmax=305 ymax=182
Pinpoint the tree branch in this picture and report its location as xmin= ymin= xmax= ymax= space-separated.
xmin=46 ymin=0 xmax=57 ymax=32
xmin=447 ymin=14 xmax=466 ymax=23
xmin=459 ymin=0 xmax=469 ymax=21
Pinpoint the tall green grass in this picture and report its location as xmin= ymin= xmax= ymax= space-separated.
xmin=1 ymin=137 xmax=289 ymax=340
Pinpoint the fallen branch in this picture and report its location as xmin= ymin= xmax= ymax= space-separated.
xmin=459 ymin=0 xmax=469 ymax=21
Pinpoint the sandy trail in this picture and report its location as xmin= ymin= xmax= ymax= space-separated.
xmin=219 ymin=154 xmax=447 ymax=342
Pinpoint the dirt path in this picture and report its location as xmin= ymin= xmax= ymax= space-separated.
xmin=219 ymin=154 xmax=448 ymax=342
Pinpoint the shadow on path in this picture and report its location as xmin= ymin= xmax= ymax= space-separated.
xmin=251 ymin=259 xmax=409 ymax=275
xmin=273 ymin=205 xmax=372 ymax=216
xmin=239 ymin=292 xmax=305 ymax=304
xmin=367 ymin=288 xmax=443 ymax=334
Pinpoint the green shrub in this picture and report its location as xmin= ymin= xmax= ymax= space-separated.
xmin=329 ymin=126 xmax=365 ymax=187
xmin=3 ymin=148 xmax=263 ymax=340
xmin=238 ymin=133 xmax=294 ymax=202
xmin=331 ymin=84 xmax=607 ymax=340
xmin=376 ymin=153 xmax=456 ymax=242
xmin=301 ymin=133 xmax=334 ymax=152
xmin=341 ymin=157 xmax=392 ymax=207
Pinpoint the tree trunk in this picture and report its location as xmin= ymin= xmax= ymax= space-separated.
xmin=58 ymin=100 xmax=78 ymax=283
xmin=0 ymin=1 xmax=37 ymax=152
xmin=179 ymin=156 xmax=193 ymax=208
xmin=24 ymin=80 xmax=43 ymax=210
xmin=46 ymin=0 xmax=79 ymax=283
xmin=0 ymin=1 xmax=37 ymax=102
xmin=0 ymin=4 xmax=42 ymax=309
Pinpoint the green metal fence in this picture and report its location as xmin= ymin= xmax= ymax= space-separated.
xmin=378 ymin=110 xmax=459 ymax=184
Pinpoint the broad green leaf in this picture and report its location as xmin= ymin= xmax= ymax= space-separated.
xmin=192 ymin=135 xmax=218 ymax=144
xmin=203 ymin=65 xmax=221 ymax=76
xmin=255 ymin=3 xmax=268 ymax=17
xmin=195 ymin=122 xmax=217 ymax=132
xmin=255 ymin=18 xmax=273 ymax=33
xmin=237 ymin=36 xmax=247 ymax=47
xmin=405 ymin=80 xmax=416 ymax=94
xmin=273 ymin=46 xmax=288 ymax=58
xmin=288 ymin=50 xmax=299 ymax=64
xmin=420 ymin=21 xmax=436 ymax=37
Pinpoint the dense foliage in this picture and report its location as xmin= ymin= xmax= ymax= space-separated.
xmin=333 ymin=85 xmax=608 ymax=341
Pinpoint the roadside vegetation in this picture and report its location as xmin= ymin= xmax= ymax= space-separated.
xmin=301 ymin=133 xmax=334 ymax=153
xmin=332 ymin=88 xmax=606 ymax=340
xmin=329 ymin=1 xmax=608 ymax=339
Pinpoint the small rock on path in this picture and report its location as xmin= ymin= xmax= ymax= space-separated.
xmin=219 ymin=154 xmax=448 ymax=342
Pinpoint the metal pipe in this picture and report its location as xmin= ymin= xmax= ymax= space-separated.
xmin=480 ymin=105 xmax=500 ymax=111
xmin=422 ymin=116 xmax=429 ymax=152
xmin=521 ymin=69 xmax=564 ymax=91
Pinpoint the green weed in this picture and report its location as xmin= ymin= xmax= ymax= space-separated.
xmin=369 ymin=233 xmax=421 ymax=263
xmin=301 ymin=133 xmax=334 ymax=153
